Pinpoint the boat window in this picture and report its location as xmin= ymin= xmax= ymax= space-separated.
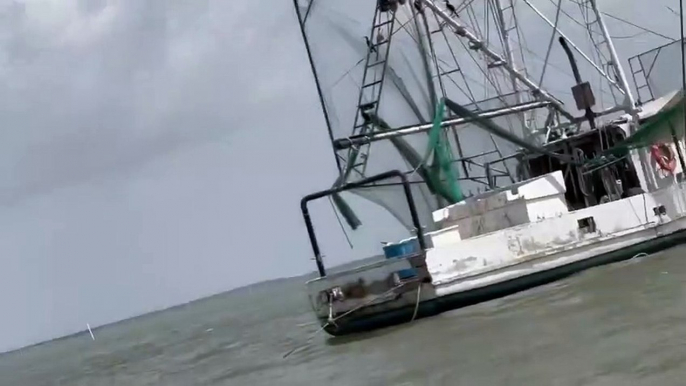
xmin=577 ymin=217 xmax=596 ymax=233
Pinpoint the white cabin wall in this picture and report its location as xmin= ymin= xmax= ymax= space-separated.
xmin=425 ymin=187 xmax=685 ymax=288
xmin=438 ymin=195 xmax=569 ymax=240
xmin=432 ymin=171 xmax=568 ymax=239
xmin=435 ymin=172 xmax=565 ymax=216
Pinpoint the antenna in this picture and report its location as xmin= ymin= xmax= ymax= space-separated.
xmin=86 ymin=323 xmax=95 ymax=341
xmin=677 ymin=0 xmax=686 ymax=176
xmin=681 ymin=0 xmax=686 ymax=98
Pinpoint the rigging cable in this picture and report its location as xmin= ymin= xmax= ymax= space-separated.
xmin=514 ymin=42 xmax=616 ymax=100
xmin=568 ymin=0 xmax=676 ymax=42
xmin=578 ymin=0 xmax=620 ymax=110
xmin=510 ymin=3 xmax=535 ymax=124
xmin=538 ymin=0 xmax=563 ymax=86
xmin=328 ymin=196 xmax=354 ymax=249
xmin=553 ymin=0 xmax=675 ymax=42
xmin=600 ymin=10 xmax=675 ymax=42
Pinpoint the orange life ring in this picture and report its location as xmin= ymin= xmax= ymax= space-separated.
xmin=650 ymin=142 xmax=677 ymax=174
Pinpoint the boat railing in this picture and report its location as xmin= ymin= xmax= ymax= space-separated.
xmin=300 ymin=170 xmax=427 ymax=277
xmin=628 ymin=39 xmax=686 ymax=106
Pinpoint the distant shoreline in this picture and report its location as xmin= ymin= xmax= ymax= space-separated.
xmin=0 ymin=274 xmax=307 ymax=356
xmin=0 ymin=256 xmax=381 ymax=355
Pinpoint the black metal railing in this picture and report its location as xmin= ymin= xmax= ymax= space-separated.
xmin=300 ymin=170 xmax=427 ymax=277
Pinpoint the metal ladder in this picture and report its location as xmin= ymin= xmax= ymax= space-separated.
xmin=493 ymin=0 xmax=522 ymax=90
xmin=628 ymin=56 xmax=655 ymax=105
xmin=343 ymin=4 xmax=397 ymax=180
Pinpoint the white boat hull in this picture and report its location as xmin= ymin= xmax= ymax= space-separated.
xmin=306 ymin=177 xmax=686 ymax=335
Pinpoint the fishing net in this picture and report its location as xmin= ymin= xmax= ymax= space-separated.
xmin=293 ymin=0 xmax=627 ymax=231
xmin=619 ymin=92 xmax=686 ymax=151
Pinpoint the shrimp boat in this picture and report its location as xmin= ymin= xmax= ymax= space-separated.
xmin=294 ymin=0 xmax=686 ymax=335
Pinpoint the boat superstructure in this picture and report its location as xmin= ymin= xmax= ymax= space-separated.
xmin=294 ymin=0 xmax=686 ymax=334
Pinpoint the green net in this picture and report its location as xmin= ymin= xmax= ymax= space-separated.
xmin=427 ymin=98 xmax=463 ymax=202
xmin=609 ymin=94 xmax=685 ymax=154
xmin=416 ymin=98 xmax=464 ymax=203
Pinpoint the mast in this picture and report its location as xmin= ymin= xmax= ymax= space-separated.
xmin=676 ymin=0 xmax=686 ymax=175
xmin=586 ymin=0 xmax=637 ymax=114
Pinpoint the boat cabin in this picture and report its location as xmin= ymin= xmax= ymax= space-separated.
xmin=516 ymin=124 xmax=644 ymax=210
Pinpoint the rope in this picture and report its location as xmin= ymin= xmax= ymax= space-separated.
xmin=282 ymin=282 xmax=412 ymax=359
xmin=410 ymin=284 xmax=422 ymax=322
xmin=284 ymin=279 xmax=426 ymax=359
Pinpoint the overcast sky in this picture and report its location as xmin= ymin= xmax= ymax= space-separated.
xmin=0 ymin=0 xmax=679 ymax=353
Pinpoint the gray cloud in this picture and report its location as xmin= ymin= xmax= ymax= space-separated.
xmin=0 ymin=1 xmax=302 ymax=204
xmin=0 ymin=0 xmax=359 ymax=352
